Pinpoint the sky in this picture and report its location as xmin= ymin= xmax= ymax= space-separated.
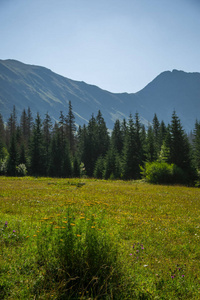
xmin=0 ymin=0 xmax=200 ymax=93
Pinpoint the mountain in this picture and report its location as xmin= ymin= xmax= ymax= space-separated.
xmin=0 ymin=59 xmax=200 ymax=132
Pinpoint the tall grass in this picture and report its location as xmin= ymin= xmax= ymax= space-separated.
xmin=1 ymin=177 xmax=200 ymax=299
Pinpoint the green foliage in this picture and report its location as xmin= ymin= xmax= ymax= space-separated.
xmin=1 ymin=106 xmax=199 ymax=185
xmin=141 ymin=161 xmax=173 ymax=184
xmin=7 ymin=135 xmax=18 ymax=176
xmin=0 ymin=158 xmax=7 ymax=175
xmin=35 ymin=210 xmax=123 ymax=299
xmin=141 ymin=161 xmax=195 ymax=185
xmin=93 ymin=156 xmax=105 ymax=179
xmin=73 ymin=156 xmax=80 ymax=177
xmin=16 ymin=164 xmax=27 ymax=177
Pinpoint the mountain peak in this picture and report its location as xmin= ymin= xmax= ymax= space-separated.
xmin=0 ymin=59 xmax=200 ymax=132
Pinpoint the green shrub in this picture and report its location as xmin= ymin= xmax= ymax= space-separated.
xmin=16 ymin=164 xmax=27 ymax=177
xmin=141 ymin=162 xmax=173 ymax=184
xmin=35 ymin=209 xmax=125 ymax=299
xmin=141 ymin=161 xmax=196 ymax=185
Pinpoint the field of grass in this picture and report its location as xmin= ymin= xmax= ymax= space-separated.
xmin=1 ymin=176 xmax=200 ymax=299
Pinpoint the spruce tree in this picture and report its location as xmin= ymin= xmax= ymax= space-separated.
xmin=6 ymin=105 xmax=17 ymax=146
xmin=30 ymin=113 xmax=45 ymax=176
xmin=111 ymin=119 xmax=123 ymax=155
xmin=84 ymin=115 xmax=98 ymax=176
xmin=7 ymin=134 xmax=18 ymax=176
xmin=122 ymin=114 xmax=138 ymax=179
xmin=96 ymin=110 xmax=110 ymax=157
xmin=62 ymin=141 xmax=72 ymax=178
xmin=43 ymin=112 xmax=52 ymax=171
xmin=66 ymin=101 xmax=76 ymax=154
xmin=73 ymin=155 xmax=80 ymax=177
xmin=193 ymin=120 xmax=200 ymax=170
xmin=48 ymin=127 xmax=63 ymax=177
xmin=169 ymin=111 xmax=191 ymax=170
xmin=153 ymin=113 xmax=160 ymax=156
xmin=145 ymin=125 xmax=156 ymax=162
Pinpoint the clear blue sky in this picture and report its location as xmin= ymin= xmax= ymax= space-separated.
xmin=0 ymin=0 xmax=200 ymax=93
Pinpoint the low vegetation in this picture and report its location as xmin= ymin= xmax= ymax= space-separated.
xmin=1 ymin=176 xmax=200 ymax=299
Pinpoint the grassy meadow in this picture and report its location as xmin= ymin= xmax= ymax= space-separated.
xmin=1 ymin=176 xmax=200 ymax=299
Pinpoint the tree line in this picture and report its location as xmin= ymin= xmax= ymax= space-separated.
xmin=0 ymin=102 xmax=200 ymax=184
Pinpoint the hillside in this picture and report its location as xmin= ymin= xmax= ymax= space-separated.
xmin=0 ymin=59 xmax=200 ymax=131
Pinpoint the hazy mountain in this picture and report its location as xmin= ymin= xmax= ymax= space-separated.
xmin=0 ymin=59 xmax=200 ymax=132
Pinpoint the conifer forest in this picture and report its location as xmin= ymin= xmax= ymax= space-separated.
xmin=1 ymin=101 xmax=200 ymax=185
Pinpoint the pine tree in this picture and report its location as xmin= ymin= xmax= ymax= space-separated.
xmin=0 ymin=114 xmax=5 ymax=145
xmin=62 ymin=141 xmax=72 ymax=178
xmin=0 ymin=114 xmax=6 ymax=160
xmin=122 ymin=114 xmax=138 ymax=179
xmin=48 ymin=131 xmax=61 ymax=177
xmin=169 ymin=111 xmax=191 ymax=170
xmin=20 ymin=109 xmax=28 ymax=141
xmin=73 ymin=155 xmax=80 ymax=177
xmin=93 ymin=156 xmax=105 ymax=179
xmin=6 ymin=105 xmax=17 ymax=146
xmin=27 ymin=107 xmax=33 ymax=142
xmin=66 ymin=101 xmax=76 ymax=154
xmin=83 ymin=115 xmax=98 ymax=176
xmin=30 ymin=113 xmax=45 ymax=176
xmin=158 ymin=120 xmax=167 ymax=150
xmin=19 ymin=143 xmax=27 ymax=165
xmin=193 ymin=120 xmax=200 ymax=170
xmin=152 ymin=113 xmax=160 ymax=156
xmin=96 ymin=110 xmax=110 ymax=157
xmin=145 ymin=125 xmax=156 ymax=162
xmin=43 ymin=112 xmax=52 ymax=171
xmin=134 ymin=112 xmax=145 ymax=175
xmin=7 ymin=134 xmax=18 ymax=176
xmin=59 ymin=111 xmax=66 ymax=148
xmin=111 ymin=119 xmax=123 ymax=155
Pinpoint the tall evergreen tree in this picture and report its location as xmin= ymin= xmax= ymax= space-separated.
xmin=145 ymin=125 xmax=157 ymax=162
xmin=0 ymin=114 xmax=5 ymax=145
xmin=158 ymin=120 xmax=167 ymax=150
xmin=193 ymin=120 xmax=200 ymax=170
xmin=59 ymin=111 xmax=66 ymax=148
xmin=27 ymin=107 xmax=33 ymax=142
xmin=7 ymin=134 xmax=18 ymax=176
xmin=30 ymin=113 xmax=45 ymax=176
xmin=134 ymin=112 xmax=145 ymax=174
xmin=48 ymin=129 xmax=62 ymax=177
xmin=73 ymin=155 xmax=80 ymax=177
xmin=43 ymin=112 xmax=52 ymax=171
xmin=111 ymin=119 xmax=123 ymax=155
xmin=83 ymin=115 xmax=98 ymax=176
xmin=20 ymin=109 xmax=28 ymax=142
xmin=122 ymin=114 xmax=138 ymax=179
xmin=62 ymin=141 xmax=72 ymax=178
xmin=66 ymin=101 xmax=76 ymax=154
xmin=169 ymin=111 xmax=191 ymax=170
xmin=6 ymin=105 xmax=17 ymax=146
xmin=153 ymin=113 xmax=160 ymax=156
xmin=96 ymin=110 xmax=110 ymax=158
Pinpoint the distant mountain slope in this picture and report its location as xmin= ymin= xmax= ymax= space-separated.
xmin=135 ymin=69 xmax=200 ymax=131
xmin=0 ymin=59 xmax=200 ymax=132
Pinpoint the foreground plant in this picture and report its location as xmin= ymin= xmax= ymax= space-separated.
xmin=34 ymin=209 xmax=128 ymax=299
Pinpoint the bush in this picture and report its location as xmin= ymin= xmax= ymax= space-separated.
xmin=35 ymin=209 xmax=125 ymax=299
xmin=142 ymin=162 xmax=173 ymax=184
xmin=16 ymin=164 xmax=27 ymax=177
xmin=0 ymin=158 xmax=7 ymax=175
xmin=141 ymin=161 xmax=196 ymax=185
